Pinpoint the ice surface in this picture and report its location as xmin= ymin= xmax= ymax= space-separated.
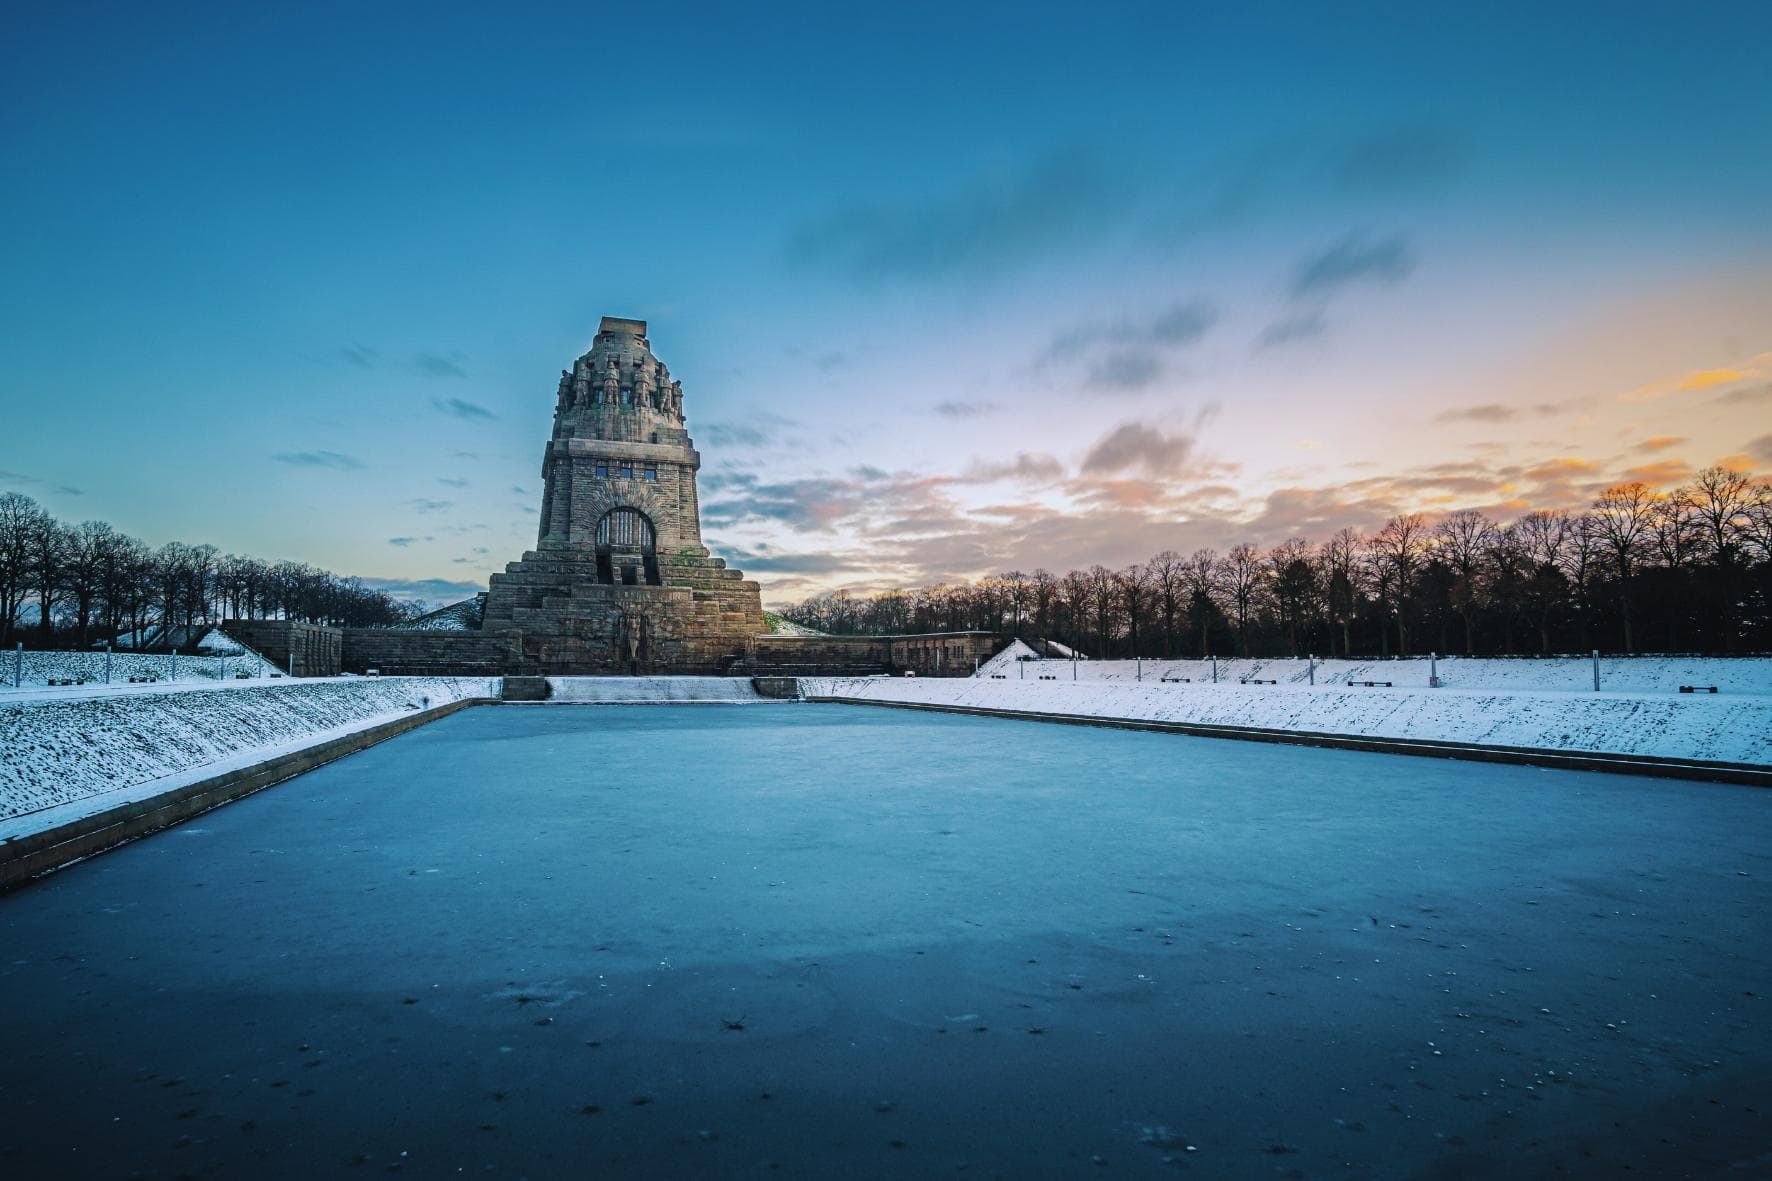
xmin=0 ymin=704 xmax=1766 ymax=1176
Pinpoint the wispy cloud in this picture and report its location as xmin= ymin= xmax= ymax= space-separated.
xmin=1080 ymin=420 xmax=1205 ymax=477
xmin=388 ymin=536 xmax=417 ymax=547
xmin=432 ymin=397 xmax=495 ymax=420
xmin=1045 ymin=298 xmax=1219 ymax=391
xmin=0 ymin=469 xmax=83 ymax=496
xmin=415 ymin=351 xmax=468 ymax=379
xmin=1291 ymin=233 xmax=1416 ymax=297
xmin=960 ymin=452 xmax=1064 ymax=483
xmin=273 ymin=450 xmax=365 ymax=470
xmin=437 ymin=476 xmax=470 ymax=488
xmin=406 ymin=498 xmax=454 ymax=514
xmin=935 ymin=399 xmax=1001 ymax=419
xmin=1254 ymin=311 xmax=1327 ymax=351
xmin=1626 ymin=351 xmax=1771 ymax=402
xmin=786 ymin=146 xmax=1123 ymax=281
xmin=340 ymin=342 xmax=378 ymax=369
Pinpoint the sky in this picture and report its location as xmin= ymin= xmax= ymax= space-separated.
xmin=3 ymin=1 xmax=1770 ymax=608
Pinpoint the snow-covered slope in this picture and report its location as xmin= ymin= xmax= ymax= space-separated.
xmin=0 ymin=645 xmax=277 ymax=691
xmin=998 ymin=654 xmax=1772 ymax=696
xmin=806 ymin=677 xmax=1772 ymax=766
xmin=0 ymin=677 xmax=497 ymax=836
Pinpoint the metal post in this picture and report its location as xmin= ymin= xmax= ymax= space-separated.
xmin=288 ymin=651 xmax=295 ymax=678
xmin=105 ymin=641 xmax=112 ymax=684
xmin=1308 ymin=655 xmax=1314 ymax=685
xmin=1137 ymin=655 xmax=1142 ymax=682
xmin=1430 ymin=651 xmax=1438 ymax=688
xmin=1072 ymin=649 xmax=1077 ymax=680
xmin=171 ymin=648 xmax=177 ymax=682
xmin=1211 ymin=654 xmax=1217 ymax=683
xmin=1019 ymin=658 xmax=1024 ymax=680
xmin=12 ymin=642 xmax=20 ymax=688
xmin=1592 ymin=649 xmax=1600 ymax=692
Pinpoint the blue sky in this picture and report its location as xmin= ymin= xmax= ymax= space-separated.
xmin=4 ymin=1 xmax=1769 ymax=605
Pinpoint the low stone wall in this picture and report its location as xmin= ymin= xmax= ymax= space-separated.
xmin=341 ymin=629 xmax=518 ymax=676
xmin=745 ymin=632 xmax=1008 ymax=677
xmin=221 ymin=620 xmax=343 ymax=676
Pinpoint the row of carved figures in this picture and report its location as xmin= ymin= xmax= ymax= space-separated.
xmin=556 ymin=371 xmax=684 ymax=416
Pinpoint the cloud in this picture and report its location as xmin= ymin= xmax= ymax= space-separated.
xmin=934 ymin=399 xmax=1001 ymax=419
xmin=1635 ymin=435 xmax=1686 ymax=453
xmin=1254 ymin=311 xmax=1327 ymax=350
xmin=1627 ymin=352 xmax=1772 ymax=402
xmin=1746 ymin=433 xmax=1772 ymax=465
xmin=1080 ymin=422 xmax=1202 ymax=477
xmin=415 ymin=351 xmax=468 ymax=379
xmin=387 ymin=537 xmax=417 ymax=547
xmin=1713 ymin=383 xmax=1772 ymax=407
xmin=1620 ymin=459 xmax=1692 ymax=487
xmin=407 ymin=498 xmax=454 ymax=514
xmin=814 ymin=351 xmax=847 ymax=372
xmin=700 ymin=411 xmax=796 ymax=449
xmin=358 ymin=576 xmax=484 ymax=602
xmin=0 ymin=469 xmax=83 ymax=496
xmin=960 ymin=452 xmax=1064 ymax=483
xmin=511 ymin=485 xmax=528 ymax=495
xmin=1521 ymin=456 xmax=1596 ymax=482
xmin=1087 ymin=350 xmax=1164 ymax=391
xmin=273 ymin=450 xmax=365 ymax=470
xmin=786 ymin=146 xmax=1123 ymax=281
xmin=1332 ymin=125 xmax=1467 ymax=191
xmin=432 ymin=397 xmax=495 ymax=420
xmin=1433 ymin=400 xmax=1576 ymax=424
xmin=437 ymin=476 xmax=470 ymax=488
xmin=1291 ymin=234 xmax=1416 ymax=297
xmin=340 ymin=342 xmax=377 ymax=369
xmin=723 ymin=546 xmax=869 ymax=574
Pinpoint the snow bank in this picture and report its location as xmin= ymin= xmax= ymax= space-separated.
xmin=805 ymin=677 xmax=1772 ymax=766
xmin=545 ymin=676 xmax=767 ymax=703
xmin=0 ymin=677 xmax=498 ymax=833
xmin=997 ymin=654 xmax=1772 ymax=696
xmin=0 ymin=645 xmax=278 ymax=692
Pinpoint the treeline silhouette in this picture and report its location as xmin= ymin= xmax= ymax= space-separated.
xmin=779 ymin=467 xmax=1772 ymax=658
xmin=0 ymin=492 xmax=424 ymax=649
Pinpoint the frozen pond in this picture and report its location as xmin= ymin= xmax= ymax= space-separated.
xmin=1 ymin=703 xmax=1768 ymax=1177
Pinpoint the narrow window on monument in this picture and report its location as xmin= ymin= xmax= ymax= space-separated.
xmin=644 ymin=467 xmax=657 ymax=481
xmin=620 ymin=465 xmax=634 ymax=480
xmin=596 ymin=464 xmax=608 ymax=478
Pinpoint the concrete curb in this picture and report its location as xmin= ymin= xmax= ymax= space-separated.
xmin=1 ymin=697 xmax=496 ymax=892
xmin=807 ymin=695 xmax=1772 ymax=787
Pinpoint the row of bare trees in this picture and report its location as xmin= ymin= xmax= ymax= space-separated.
xmin=779 ymin=467 xmax=1772 ymax=657
xmin=0 ymin=493 xmax=424 ymax=649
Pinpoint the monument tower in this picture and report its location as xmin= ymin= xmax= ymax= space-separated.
xmin=478 ymin=317 xmax=765 ymax=672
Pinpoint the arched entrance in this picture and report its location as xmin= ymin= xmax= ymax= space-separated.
xmin=595 ymin=508 xmax=660 ymax=585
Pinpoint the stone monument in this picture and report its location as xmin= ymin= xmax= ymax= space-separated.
xmin=476 ymin=316 xmax=766 ymax=672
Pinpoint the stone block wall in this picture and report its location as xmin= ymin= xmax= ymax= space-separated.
xmin=221 ymin=620 xmax=343 ymax=677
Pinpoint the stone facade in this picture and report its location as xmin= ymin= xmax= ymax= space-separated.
xmin=476 ymin=317 xmax=767 ymax=674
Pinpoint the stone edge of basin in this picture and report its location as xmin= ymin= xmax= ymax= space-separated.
xmin=0 ymin=696 xmax=498 ymax=893
xmin=805 ymin=694 xmax=1772 ymax=788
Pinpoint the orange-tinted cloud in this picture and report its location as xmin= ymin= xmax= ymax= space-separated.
xmin=1620 ymin=459 xmax=1691 ymax=487
xmin=1676 ymin=368 xmax=1749 ymax=391
xmin=1635 ymin=435 xmax=1686 ymax=453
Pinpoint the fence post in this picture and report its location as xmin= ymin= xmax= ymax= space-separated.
xmin=105 ymin=641 xmax=113 ymax=684
xmin=288 ymin=651 xmax=295 ymax=678
xmin=12 ymin=642 xmax=19 ymax=688
xmin=1211 ymin=654 xmax=1217 ymax=683
xmin=1137 ymin=655 xmax=1142 ymax=682
xmin=1592 ymin=649 xmax=1600 ymax=692
xmin=1430 ymin=652 xmax=1439 ymax=688
xmin=1072 ymin=650 xmax=1077 ymax=680
xmin=1308 ymin=655 xmax=1315 ymax=685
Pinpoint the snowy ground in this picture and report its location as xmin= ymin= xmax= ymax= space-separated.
xmin=0 ymin=635 xmax=280 ymax=694
xmin=0 ymin=704 xmax=1766 ymax=1177
xmin=806 ymin=676 xmax=1772 ymax=766
xmin=978 ymin=645 xmax=1772 ymax=696
xmin=0 ymin=676 xmax=498 ymax=838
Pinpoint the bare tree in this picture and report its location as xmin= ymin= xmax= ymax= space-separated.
xmin=1435 ymin=509 xmax=1494 ymax=655
xmin=1146 ymin=550 xmax=1183 ymax=658
xmin=1369 ymin=514 xmax=1429 ymax=656
xmin=1221 ymin=544 xmax=1262 ymax=658
xmin=1182 ymin=549 xmax=1220 ymax=656
xmin=1266 ymin=538 xmax=1315 ymax=657
xmin=1593 ymin=482 xmax=1654 ymax=652
xmin=1319 ymin=528 xmax=1361 ymax=657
